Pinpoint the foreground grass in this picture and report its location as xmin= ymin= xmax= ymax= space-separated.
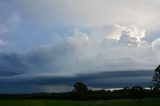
xmin=0 ymin=98 xmax=160 ymax=106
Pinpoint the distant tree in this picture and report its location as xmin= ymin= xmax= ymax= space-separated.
xmin=130 ymin=86 xmax=145 ymax=102
xmin=73 ymin=82 xmax=89 ymax=93
xmin=72 ymin=82 xmax=89 ymax=100
xmin=122 ymin=87 xmax=130 ymax=98
xmin=152 ymin=65 xmax=160 ymax=89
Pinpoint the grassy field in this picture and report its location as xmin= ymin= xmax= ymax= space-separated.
xmin=0 ymin=98 xmax=160 ymax=106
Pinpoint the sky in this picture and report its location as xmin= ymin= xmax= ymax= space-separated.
xmin=0 ymin=0 xmax=160 ymax=93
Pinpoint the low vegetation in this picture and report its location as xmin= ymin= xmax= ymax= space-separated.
xmin=0 ymin=98 xmax=160 ymax=106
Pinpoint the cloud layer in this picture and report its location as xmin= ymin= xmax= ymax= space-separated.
xmin=9 ymin=0 xmax=160 ymax=31
xmin=0 ymin=70 xmax=153 ymax=93
xmin=0 ymin=25 xmax=160 ymax=77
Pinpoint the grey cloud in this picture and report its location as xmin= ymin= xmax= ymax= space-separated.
xmin=7 ymin=0 xmax=160 ymax=31
xmin=0 ymin=53 xmax=27 ymax=76
xmin=0 ymin=70 xmax=153 ymax=86
xmin=0 ymin=70 xmax=153 ymax=93
xmin=0 ymin=1 xmax=20 ymax=33
xmin=0 ymin=1 xmax=20 ymax=46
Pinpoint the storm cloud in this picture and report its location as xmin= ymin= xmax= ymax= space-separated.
xmin=0 ymin=70 xmax=153 ymax=93
xmin=0 ymin=0 xmax=160 ymax=93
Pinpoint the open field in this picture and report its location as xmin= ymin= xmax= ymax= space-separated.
xmin=0 ymin=98 xmax=160 ymax=106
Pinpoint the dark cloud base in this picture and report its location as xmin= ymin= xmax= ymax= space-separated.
xmin=0 ymin=70 xmax=153 ymax=93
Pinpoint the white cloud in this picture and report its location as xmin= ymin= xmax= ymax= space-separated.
xmin=11 ymin=0 xmax=160 ymax=31
xmin=0 ymin=24 xmax=159 ymax=76
xmin=109 ymin=24 xmax=146 ymax=44
xmin=24 ymin=25 xmax=160 ymax=76
xmin=109 ymin=24 xmax=126 ymax=40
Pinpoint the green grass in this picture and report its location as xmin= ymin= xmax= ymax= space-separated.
xmin=0 ymin=98 xmax=160 ymax=106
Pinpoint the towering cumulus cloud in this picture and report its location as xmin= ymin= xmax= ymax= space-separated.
xmin=109 ymin=24 xmax=146 ymax=42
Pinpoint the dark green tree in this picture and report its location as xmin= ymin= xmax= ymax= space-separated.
xmin=130 ymin=86 xmax=145 ymax=102
xmin=73 ymin=82 xmax=88 ymax=93
xmin=152 ymin=65 xmax=160 ymax=89
xmin=72 ymin=82 xmax=89 ymax=100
